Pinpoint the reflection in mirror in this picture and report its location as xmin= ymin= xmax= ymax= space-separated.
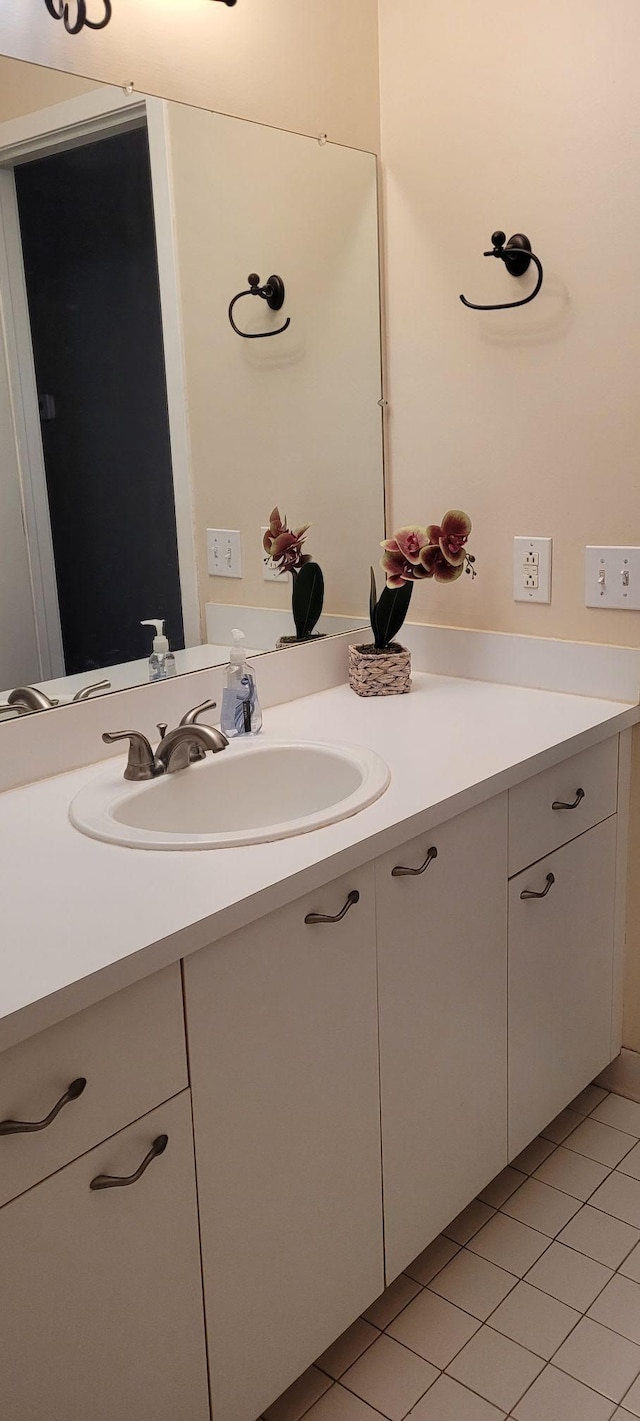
xmin=0 ymin=58 xmax=384 ymax=721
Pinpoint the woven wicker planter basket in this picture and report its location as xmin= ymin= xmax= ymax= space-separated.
xmin=348 ymin=643 xmax=411 ymax=697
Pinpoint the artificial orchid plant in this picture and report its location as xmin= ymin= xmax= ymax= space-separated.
xmin=263 ymin=507 xmax=325 ymax=640
xmin=368 ymin=510 xmax=476 ymax=652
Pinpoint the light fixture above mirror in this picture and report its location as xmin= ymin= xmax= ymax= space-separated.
xmin=41 ymin=0 xmax=237 ymax=37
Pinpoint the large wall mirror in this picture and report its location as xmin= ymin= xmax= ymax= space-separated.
xmin=0 ymin=57 xmax=384 ymax=721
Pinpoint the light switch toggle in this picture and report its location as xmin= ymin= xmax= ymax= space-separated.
xmin=207 ymin=529 xmax=242 ymax=579
xmin=585 ymin=546 xmax=640 ymax=609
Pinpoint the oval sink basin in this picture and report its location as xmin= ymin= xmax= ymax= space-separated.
xmin=70 ymin=739 xmax=390 ymax=850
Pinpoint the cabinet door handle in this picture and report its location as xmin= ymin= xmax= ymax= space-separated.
xmin=520 ymin=872 xmax=555 ymax=901
xmin=305 ymin=890 xmax=360 ymax=925
xmin=90 ymin=1134 xmax=168 ymax=1191
xmin=552 ymin=787 xmax=585 ymax=811
xmin=0 ymin=1077 xmax=87 ymax=1137
xmin=392 ymin=846 xmax=438 ymax=878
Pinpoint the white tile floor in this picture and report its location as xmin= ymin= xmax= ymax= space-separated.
xmin=259 ymin=1086 xmax=640 ymax=1420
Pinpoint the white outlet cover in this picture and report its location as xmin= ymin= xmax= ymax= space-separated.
xmin=585 ymin=545 xmax=640 ymax=610
xmin=514 ymin=536 xmax=552 ymax=604
xmin=261 ymin=527 xmax=281 ymax=582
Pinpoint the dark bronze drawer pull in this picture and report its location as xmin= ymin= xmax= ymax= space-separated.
xmin=0 ymin=1077 xmax=87 ymax=1137
xmin=90 ymin=1134 xmax=168 ymax=1191
xmin=392 ymin=846 xmax=438 ymax=878
xmin=552 ymin=787 xmax=585 ymax=812
xmin=520 ymin=872 xmax=555 ymax=901
xmin=305 ymin=890 xmax=360 ymax=925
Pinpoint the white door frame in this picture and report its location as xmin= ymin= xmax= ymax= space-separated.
xmin=0 ymin=87 xmax=201 ymax=677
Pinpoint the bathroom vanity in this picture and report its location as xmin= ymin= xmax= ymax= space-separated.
xmin=0 ymin=661 xmax=636 ymax=1421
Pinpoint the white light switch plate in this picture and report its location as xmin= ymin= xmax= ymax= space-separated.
xmin=585 ymin=546 xmax=640 ymax=609
xmin=513 ymin=536 xmax=552 ymax=603
xmin=207 ymin=528 xmax=242 ymax=579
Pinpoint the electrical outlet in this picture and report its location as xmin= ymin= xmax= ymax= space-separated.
xmin=514 ymin=536 xmax=552 ymax=603
xmin=261 ymin=527 xmax=281 ymax=582
xmin=207 ymin=528 xmax=242 ymax=578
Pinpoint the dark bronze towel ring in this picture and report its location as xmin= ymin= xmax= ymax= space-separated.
xmin=460 ymin=232 xmax=543 ymax=311
xmin=228 ymin=274 xmax=291 ymax=339
xmin=42 ymin=0 xmax=235 ymax=30
xmin=43 ymin=0 xmax=112 ymax=31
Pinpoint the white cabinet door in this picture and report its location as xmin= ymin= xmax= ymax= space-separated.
xmin=375 ymin=795 xmax=508 ymax=1281
xmin=0 ymin=1092 xmax=210 ymax=1421
xmin=183 ymin=865 xmax=383 ymax=1421
xmin=509 ymin=816 xmax=618 ymax=1157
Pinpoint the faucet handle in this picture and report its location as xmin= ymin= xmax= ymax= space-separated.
xmin=72 ymin=679 xmax=112 ymax=703
xmin=102 ymin=731 xmax=163 ymax=781
xmin=179 ymin=698 xmax=218 ymax=727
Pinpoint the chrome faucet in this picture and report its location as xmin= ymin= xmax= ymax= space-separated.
xmin=6 ymin=686 xmax=58 ymax=712
xmin=156 ymin=722 xmax=228 ymax=773
xmin=0 ymin=679 xmax=111 ymax=716
xmin=102 ymin=699 xmax=228 ymax=780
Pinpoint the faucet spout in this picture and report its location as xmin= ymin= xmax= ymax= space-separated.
xmin=8 ymin=686 xmax=57 ymax=712
xmin=155 ymin=723 xmax=229 ymax=774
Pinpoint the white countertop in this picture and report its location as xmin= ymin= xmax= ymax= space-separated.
xmin=1 ymin=671 xmax=638 ymax=1052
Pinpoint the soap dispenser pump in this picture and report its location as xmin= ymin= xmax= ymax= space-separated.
xmin=141 ymin=619 xmax=176 ymax=681
xmin=220 ymin=628 xmax=262 ymax=737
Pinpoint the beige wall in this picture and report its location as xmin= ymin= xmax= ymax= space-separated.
xmin=378 ymin=0 xmax=640 ymax=1047
xmin=167 ymin=106 xmax=384 ymax=627
xmin=0 ymin=58 xmax=95 ymax=122
xmin=0 ymin=0 xmax=380 ymax=153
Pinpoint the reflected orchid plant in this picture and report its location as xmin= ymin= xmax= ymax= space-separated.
xmin=263 ymin=506 xmax=325 ymax=640
xmin=381 ymin=511 xmax=476 ymax=588
xmin=263 ymin=507 xmax=311 ymax=576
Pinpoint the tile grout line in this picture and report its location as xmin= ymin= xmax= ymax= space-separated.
xmin=294 ymin=1092 xmax=640 ymax=1421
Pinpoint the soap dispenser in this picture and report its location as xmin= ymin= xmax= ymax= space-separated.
xmin=141 ymin=619 xmax=176 ymax=681
xmin=221 ymin=629 xmax=262 ymax=737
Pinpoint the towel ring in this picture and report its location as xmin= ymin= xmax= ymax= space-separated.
xmin=460 ymin=232 xmax=543 ymax=311
xmin=228 ymin=273 xmax=291 ymax=339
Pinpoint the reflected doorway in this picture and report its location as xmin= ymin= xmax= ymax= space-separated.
xmin=13 ymin=124 xmax=184 ymax=675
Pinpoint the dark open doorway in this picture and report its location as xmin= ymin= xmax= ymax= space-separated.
xmin=14 ymin=123 xmax=185 ymax=675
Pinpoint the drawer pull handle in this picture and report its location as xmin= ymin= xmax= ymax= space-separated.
xmin=305 ymin=890 xmax=360 ymax=925
xmin=90 ymin=1134 xmax=168 ymax=1191
xmin=552 ymin=787 xmax=585 ymax=811
xmin=392 ymin=846 xmax=438 ymax=878
xmin=520 ymin=872 xmax=556 ymax=901
xmin=0 ymin=1077 xmax=87 ymax=1137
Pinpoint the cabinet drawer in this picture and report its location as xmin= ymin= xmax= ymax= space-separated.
xmin=509 ymin=736 xmax=618 ymax=875
xmin=0 ymin=1091 xmax=209 ymax=1421
xmin=0 ymin=963 xmax=187 ymax=1207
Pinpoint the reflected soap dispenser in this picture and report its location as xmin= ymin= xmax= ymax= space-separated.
xmin=221 ymin=629 xmax=262 ymax=737
xmin=141 ymin=619 xmax=176 ymax=681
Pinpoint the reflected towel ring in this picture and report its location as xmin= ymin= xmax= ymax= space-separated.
xmin=43 ymin=0 xmax=112 ymax=33
xmin=460 ymin=231 xmax=543 ymax=311
xmin=228 ymin=273 xmax=291 ymax=339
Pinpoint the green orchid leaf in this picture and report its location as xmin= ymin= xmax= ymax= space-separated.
xmin=292 ymin=561 xmax=325 ymax=639
xmin=374 ymin=580 xmax=413 ymax=650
